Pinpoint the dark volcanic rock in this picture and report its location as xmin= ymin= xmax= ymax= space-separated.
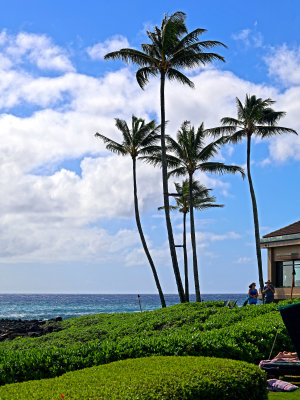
xmin=0 ymin=318 xmax=63 ymax=341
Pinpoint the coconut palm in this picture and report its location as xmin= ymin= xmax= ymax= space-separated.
xmin=144 ymin=121 xmax=244 ymax=301
xmin=95 ymin=115 xmax=166 ymax=308
xmin=104 ymin=11 xmax=226 ymax=303
xmin=206 ymin=95 xmax=297 ymax=298
xmin=159 ymin=179 xmax=223 ymax=302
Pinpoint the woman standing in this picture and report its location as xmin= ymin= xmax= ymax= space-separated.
xmin=248 ymin=282 xmax=258 ymax=305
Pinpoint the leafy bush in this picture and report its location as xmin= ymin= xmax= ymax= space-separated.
xmin=0 ymin=356 xmax=267 ymax=400
xmin=0 ymin=299 xmax=297 ymax=385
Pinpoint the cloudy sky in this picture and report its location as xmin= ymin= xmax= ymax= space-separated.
xmin=0 ymin=0 xmax=299 ymax=295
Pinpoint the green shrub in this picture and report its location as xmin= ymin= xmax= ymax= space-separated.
xmin=0 ymin=356 xmax=267 ymax=400
xmin=0 ymin=299 xmax=296 ymax=386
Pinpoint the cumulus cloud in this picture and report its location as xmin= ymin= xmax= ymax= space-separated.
xmin=0 ymin=29 xmax=299 ymax=265
xmin=265 ymin=44 xmax=300 ymax=86
xmin=87 ymin=35 xmax=130 ymax=60
xmin=0 ymin=30 xmax=74 ymax=72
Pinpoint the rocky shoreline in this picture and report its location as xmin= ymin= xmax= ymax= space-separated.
xmin=0 ymin=317 xmax=63 ymax=341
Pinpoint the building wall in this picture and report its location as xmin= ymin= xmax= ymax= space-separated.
xmin=265 ymin=242 xmax=300 ymax=300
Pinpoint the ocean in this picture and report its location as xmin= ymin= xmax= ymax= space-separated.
xmin=0 ymin=293 xmax=255 ymax=320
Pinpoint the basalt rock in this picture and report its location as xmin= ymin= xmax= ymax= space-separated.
xmin=0 ymin=318 xmax=63 ymax=341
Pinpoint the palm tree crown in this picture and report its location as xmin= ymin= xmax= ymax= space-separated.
xmin=104 ymin=11 xmax=226 ymax=90
xmin=163 ymin=180 xmax=223 ymax=213
xmin=95 ymin=115 xmax=161 ymax=159
xmin=145 ymin=121 xmax=245 ymax=179
xmin=207 ymin=95 xmax=297 ymax=141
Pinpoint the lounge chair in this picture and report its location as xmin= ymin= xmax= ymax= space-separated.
xmin=259 ymin=302 xmax=300 ymax=377
xmin=223 ymin=300 xmax=230 ymax=307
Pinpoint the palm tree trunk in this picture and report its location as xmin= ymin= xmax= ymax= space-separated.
xmin=160 ymin=72 xmax=185 ymax=303
xmin=183 ymin=212 xmax=189 ymax=302
xmin=132 ymin=157 xmax=166 ymax=308
xmin=246 ymin=134 xmax=264 ymax=300
xmin=189 ymin=173 xmax=201 ymax=302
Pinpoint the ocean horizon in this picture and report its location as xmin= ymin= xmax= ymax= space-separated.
xmin=0 ymin=293 xmax=257 ymax=320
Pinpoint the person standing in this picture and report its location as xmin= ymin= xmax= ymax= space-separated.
xmin=262 ymin=280 xmax=275 ymax=304
xmin=248 ymin=282 xmax=258 ymax=305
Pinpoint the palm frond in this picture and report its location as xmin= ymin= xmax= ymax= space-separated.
xmin=166 ymin=68 xmax=194 ymax=88
xmin=167 ymin=166 xmax=187 ymax=178
xmin=256 ymin=125 xmax=298 ymax=138
xmin=196 ymin=136 xmax=227 ymax=162
xmin=226 ymin=129 xmax=247 ymax=143
xmin=138 ymin=145 xmax=162 ymax=156
xmin=194 ymin=202 xmax=224 ymax=210
xmin=114 ymin=118 xmax=132 ymax=146
xmin=104 ymin=49 xmax=154 ymax=67
xmin=221 ymin=117 xmax=241 ymax=126
xmin=171 ymin=50 xmax=225 ymax=69
xmin=95 ymin=133 xmax=127 ymax=156
xmin=136 ymin=66 xmax=158 ymax=89
xmin=205 ymin=126 xmax=237 ymax=137
xmin=198 ymin=162 xmax=245 ymax=178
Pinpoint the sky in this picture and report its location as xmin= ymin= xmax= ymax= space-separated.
xmin=0 ymin=0 xmax=300 ymax=295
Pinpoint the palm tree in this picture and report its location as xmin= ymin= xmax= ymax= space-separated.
xmin=206 ymin=95 xmax=297 ymax=298
xmin=104 ymin=11 xmax=227 ymax=303
xmin=159 ymin=179 xmax=223 ymax=302
xmin=95 ymin=115 xmax=166 ymax=308
xmin=144 ymin=121 xmax=244 ymax=301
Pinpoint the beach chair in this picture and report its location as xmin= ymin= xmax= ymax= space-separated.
xmin=259 ymin=302 xmax=300 ymax=377
xmin=223 ymin=300 xmax=230 ymax=307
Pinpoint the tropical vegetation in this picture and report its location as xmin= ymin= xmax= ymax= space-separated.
xmin=145 ymin=121 xmax=244 ymax=301
xmin=159 ymin=179 xmax=223 ymax=302
xmin=207 ymin=95 xmax=297 ymax=296
xmin=0 ymin=299 xmax=296 ymax=386
xmin=0 ymin=356 xmax=267 ymax=400
xmin=95 ymin=115 xmax=166 ymax=308
xmin=104 ymin=11 xmax=227 ymax=303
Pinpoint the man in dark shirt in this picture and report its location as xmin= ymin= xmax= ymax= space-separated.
xmin=262 ymin=280 xmax=275 ymax=304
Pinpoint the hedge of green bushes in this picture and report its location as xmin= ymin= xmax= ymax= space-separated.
xmin=0 ymin=299 xmax=296 ymax=385
xmin=0 ymin=356 xmax=268 ymax=400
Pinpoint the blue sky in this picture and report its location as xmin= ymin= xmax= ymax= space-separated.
xmin=0 ymin=0 xmax=299 ymax=295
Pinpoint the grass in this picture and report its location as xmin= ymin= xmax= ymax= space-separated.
xmin=269 ymin=391 xmax=300 ymax=399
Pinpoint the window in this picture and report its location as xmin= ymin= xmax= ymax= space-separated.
xmin=276 ymin=260 xmax=300 ymax=287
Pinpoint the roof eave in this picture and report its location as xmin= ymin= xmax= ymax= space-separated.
xmin=261 ymin=233 xmax=300 ymax=248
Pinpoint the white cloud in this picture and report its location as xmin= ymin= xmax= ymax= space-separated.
xmin=232 ymin=28 xmax=263 ymax=48
xmin=0 ymin=29 xmax=299 ymax=265
xmin=232 ymin=29 xmax=251 ymax=42
xmin=235 ymin=257 xmax=252 ymax=264
xmin=87 ymin=35 xmax=129 ymax=60
xmin=265 ymin=44 xmax=300 ymax=86
xmin=0 ymin=30 xmax=74 ymax=72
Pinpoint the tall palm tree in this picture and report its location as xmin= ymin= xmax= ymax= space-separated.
xmin=104 ymin=11 xmax=226 ymax=303
xmin=95 ymin=115 xmax=166 ymax=308
xmin=206 ymin=95 xmax=297 ymax=298
xmin=159 ymin=179 xmax=223 ymax=302
xmin=144 ymin=121 xmax=244 ymax=301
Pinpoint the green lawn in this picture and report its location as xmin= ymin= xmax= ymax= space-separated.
xmin=269 ymin=391 xmax=300 ymax=399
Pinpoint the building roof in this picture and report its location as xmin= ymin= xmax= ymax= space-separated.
xmin=263 ymin=220 xmax=300 ymax=238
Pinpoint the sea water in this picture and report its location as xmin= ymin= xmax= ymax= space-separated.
xmin=0 ymin=293 xmax=253 ymax=320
